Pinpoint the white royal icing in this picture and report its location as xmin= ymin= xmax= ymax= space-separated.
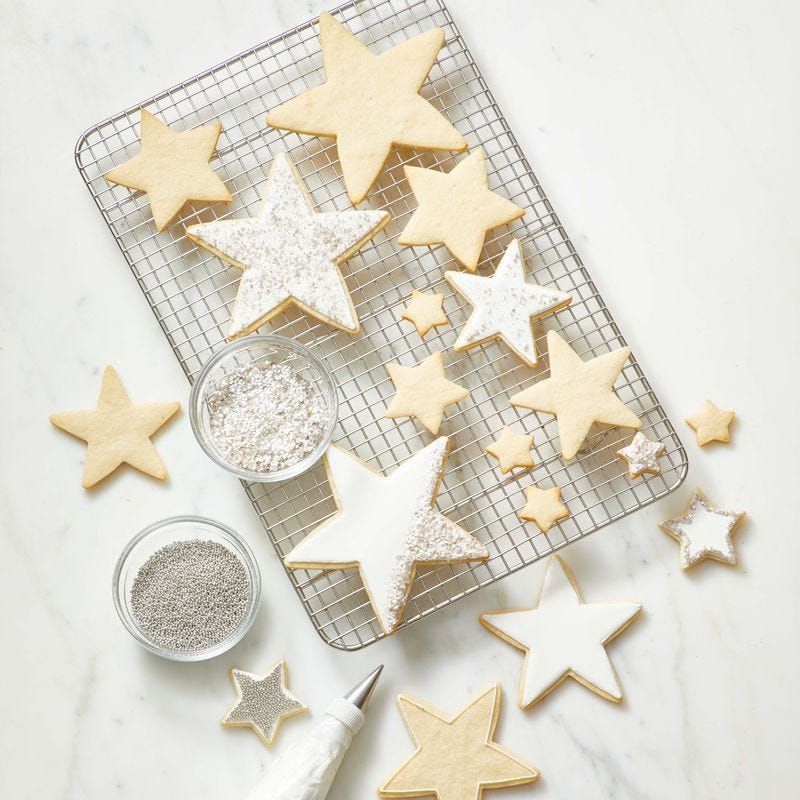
xmin=187 ymin=152 xmax=387 ymax=337
xmin=445 ymin=239 xmax=571 ymax=365
xmin=284 ymin=437 xmax=486 ymax=633
xmin=482 ymin=557 xmax=641 ymax=707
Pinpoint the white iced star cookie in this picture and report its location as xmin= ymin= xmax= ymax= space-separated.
xmin=284 ymin=436 xmax=487 ymax=634
xmin=616 ymin=431 xmax=666 ymax=479
xmin=267 ymin=12 xmax=466 ymax=204
xmin=445 ymin=239 xmax=571 ymax=366
xmin=185 ymin=152 xmax=388 ymax=339
xmin=659 ymin=488 xmax=746 ymax=571
xmin=480 ymin=556 xmax=642 ymax=708
xmin=221 ymin=661 xmax=306 ymax=747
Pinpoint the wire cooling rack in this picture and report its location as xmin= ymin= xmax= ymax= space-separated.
xmin=75 ymin=0 xmax=687 ymax=650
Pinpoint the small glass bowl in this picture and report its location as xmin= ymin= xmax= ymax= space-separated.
xmin=112 ymin=516 xmax=261 ymax=662
xmin=189 ymin=335 xmax=338 ymax=482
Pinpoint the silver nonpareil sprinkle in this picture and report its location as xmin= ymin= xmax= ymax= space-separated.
xmin=206 ymin=360 xmax=328 ymax=474
xmin=130 ymin=539 xmax=250 ymax=651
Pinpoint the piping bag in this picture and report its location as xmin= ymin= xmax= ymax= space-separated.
xmin=244 ymin=664 xmax=383 ymax=800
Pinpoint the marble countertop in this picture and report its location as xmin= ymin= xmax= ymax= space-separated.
xmin=1 ymin=1 xmax=797 ymax=797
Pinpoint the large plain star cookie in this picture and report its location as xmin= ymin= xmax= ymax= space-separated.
xmin=186 ymin=152 xmax=388 ymax=338
xmin=511 ymin=330 xmax=641 ymax=459
xmin=284 ymin=437 xmax=486 ymax=634
xmin=49 ymin=366 xmax=180 ymax=489
xmin=105 ymin=109 xmax=231 ymax=231
xmin=399 ymin=148 xmax=525 ymax=270
xmin=266 ymin=12 xmax=466 ymax=204
xmin=446 ymin=239 xmax=572 ymax=365
xmin=481 ymin=556 xmax=642 ymax=708
xmin=379 ymin=684 xmax=539 ymax=799
xmin=384 ymin=351 xmax=470 ymax=434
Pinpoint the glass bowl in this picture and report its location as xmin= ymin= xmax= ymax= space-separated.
xmin=189 ymin=335 xmax=338 ymax=482
xmin=112 ymin=516 xmax=261 ymax=661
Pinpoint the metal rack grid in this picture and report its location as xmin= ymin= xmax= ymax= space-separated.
xmin=75 ymin=0 xmax=688 ymax=650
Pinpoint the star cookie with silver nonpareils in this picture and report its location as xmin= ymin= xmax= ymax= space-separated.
xmin=616 ymin=431 xmax=666 ymax=479
xmin=659 ymin=488 xmax=745 ymax=571
xmin=221 ymin=661 xmax=306 ymax=747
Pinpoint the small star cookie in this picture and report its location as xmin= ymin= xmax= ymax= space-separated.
xmin=385 ymin=351 xmax=469 ymax=434
xmin=481 ymin=556 xmax=642 ymax=708
xmin=659 ymin=488 xmax=745 ymax=571
xmin=401 ymin=290 xmax=449 ymax=337
xmin=105 ymin=109 xmax=231 ymax=231
xmin=398 ymin=148 xmax=525 ymax=271
xmin=518 ymin=485 xmax=569 ymax=533
xmin=186 ymin=152 xmax=388 ymax=339
xmin=221 ymin=661 xmax=306 ymax=747
xmin=267 ymin=12 xmax=466 ymax=204
xmin=485 ymin=427 xmax=535 ymax=474
xmin=616 ymin=431 xmax=666 ymax=479
xmin=49 ymin=366 xmax=180 ymax=489
xmin=379 ymin=684 xmax=539 ymax=799
xmin=445 ymin=239 xmax=571 ymax=365
xmin=511 ymin=330 xmax=641 ymax=459
xmin=685 ymin=400 xmax=735 ymax=446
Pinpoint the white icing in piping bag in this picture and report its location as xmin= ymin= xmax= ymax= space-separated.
xmin=244 ymin=665 xmax=383 ymax=800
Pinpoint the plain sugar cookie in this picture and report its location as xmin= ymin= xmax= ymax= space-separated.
xmin=266 ymin=12 xmax=466 ymax=204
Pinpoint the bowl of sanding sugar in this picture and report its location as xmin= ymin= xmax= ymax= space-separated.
xmin=189 ymin=335 xmax=338 ymax=482
xmin=113 ymin=516 xmax=261 ymax=661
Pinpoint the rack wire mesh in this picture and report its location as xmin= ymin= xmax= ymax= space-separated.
xmin=75 ymin=0 xmax=688 ymax=650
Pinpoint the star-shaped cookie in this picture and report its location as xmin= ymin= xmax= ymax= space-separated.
xmin=481 ymin=556 xmax=642 ymax=708
xmin=221 ymin=661 xmax=306 ymax=747
xmin=379 ymin=684 xmax=538 ymax=798
xmin=49 ymin=366 xmax=180 ymax=489
xmin=485 ymin=427 xmax=535 ymax=474
xmin=445 ymin=239 xmax=571 ymax=365
xmin=685 ymin=400 xmax=735 ymax=446
xmin=399 ymin=148 xmax=525 ymax=270
xmin=401 ymin=290 xmax=449 ymax=337
xmin=186 ymin=152 xmax=387 ymax=339
xmin=284 ymin=437 xmax=486 ymax=634
xmin=616 ymin=431 xmax=666 ymax=479
xmin=266 ymin=12 xmax=466 ymax=204
xmin=511 ymin=330 xmax=641 ymax=459
xmin=384 ymin=351 xmax=470 ymax=434
xmin=519 ymin=485 xmax=569 ymax=533
xmin=105 ymin=109 xmax=231 ymax=231
xmin=659 ymin=488 xmax=745 ymax=571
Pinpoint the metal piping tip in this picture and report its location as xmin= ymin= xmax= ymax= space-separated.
xmin=343 ymin=664 xmax=384 ymax=711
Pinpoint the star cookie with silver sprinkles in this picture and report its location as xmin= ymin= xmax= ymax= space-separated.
xmin=616 ymin=431 xmax=666 ymax=479
xmin=221 ymin=661 xmax=306 ymax=747
xmin=186 ymin=152 xmax=388 ymax=339
xmin=659 ymin=488 xmax=746 ymax=571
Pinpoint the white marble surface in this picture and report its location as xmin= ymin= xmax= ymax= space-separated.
xmin=1 ymin=1 xmax=798 ymax=797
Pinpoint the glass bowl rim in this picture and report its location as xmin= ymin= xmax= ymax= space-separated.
xmin=188 ymin=334 xmax=338 ymax=483
xmin=112 ymin=514 xmax=262 ymax=662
